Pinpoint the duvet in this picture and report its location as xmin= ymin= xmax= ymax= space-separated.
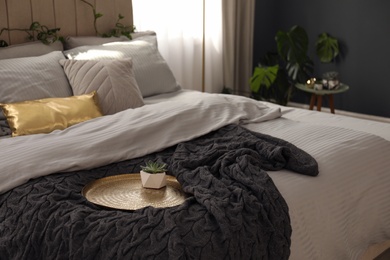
xmin=0 ymin=91 xmax=313 ymax=259
xmin=0 ymin=124 xmax=318 ymax=259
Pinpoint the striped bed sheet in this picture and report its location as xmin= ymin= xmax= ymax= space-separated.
xmin=146 ymin=90 xmax=390 ymax=259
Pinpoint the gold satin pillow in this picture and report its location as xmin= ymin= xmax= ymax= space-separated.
xmin=0 ymin=92 xmax=103 ymax=137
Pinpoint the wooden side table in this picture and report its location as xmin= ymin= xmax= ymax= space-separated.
xmin=295 ymin=83 xmax=350 ymax=114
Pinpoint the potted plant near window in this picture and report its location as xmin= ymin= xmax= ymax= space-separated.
xmin=140 ymin=161 xmax=168 ymax=189
xmin=250 ymin=25 xmax=340 ymax=105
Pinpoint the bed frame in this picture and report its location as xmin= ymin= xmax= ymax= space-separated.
xmin=0 ymin=0 xmax=133 ymax=45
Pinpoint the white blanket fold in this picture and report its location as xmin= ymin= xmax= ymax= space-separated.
xmin=0 ymin=91 xmax=281 ymax=194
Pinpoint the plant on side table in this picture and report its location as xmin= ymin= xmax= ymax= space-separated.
xmin=250 ymin=25 xmax=340 ymax=105
xmin=140 ymin=161 xmax=168 ymax=189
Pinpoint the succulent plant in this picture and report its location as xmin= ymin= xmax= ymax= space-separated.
xmin=140 ymin=161 xmax=167 ymax=174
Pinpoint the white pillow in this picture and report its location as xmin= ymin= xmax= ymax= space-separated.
xmin=60 ymin=58 xmax=144 ymax=115
xmin=0 ymin=41 xmax=63 ymax=60
xmin=0 ymin=51 xmax=73 ymax=136
xmin=63 ymin=34 xmax=181 ymax=98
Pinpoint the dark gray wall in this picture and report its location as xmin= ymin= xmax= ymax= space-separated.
xmin=253 ymin=0 xmax=390 ymax=118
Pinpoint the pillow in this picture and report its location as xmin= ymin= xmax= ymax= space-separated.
xmin=63 ymin=35 xmax=130 ymax=50
xmin=0 ymin=92 xmax=102 ymax=137
xmin=0 ymin=41 xmax=63 ymax=60
xmin=63 ymin=34 xmax=181 ymax=98
xmin=131 ymin=30 xmax=157 ymax=40
xmin=63 ymin=31 xmax=157 ymax=50
xmin=60 ymin=58 xmax=144 ymax=115
xmin=0 ymin=51 xmax=73 ymax=137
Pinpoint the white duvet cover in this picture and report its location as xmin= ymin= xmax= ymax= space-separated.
xmin=0 ymin=91 xmax=281 ymax=194
xmin=1 ymin=90 xmax=389 ymax=260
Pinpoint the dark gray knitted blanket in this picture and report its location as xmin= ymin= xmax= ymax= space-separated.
xmin=0 ymin=124 xmax=318 ymax=260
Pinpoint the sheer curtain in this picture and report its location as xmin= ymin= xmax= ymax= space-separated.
xmin=132 ymin=0 xmax=254 ymax=94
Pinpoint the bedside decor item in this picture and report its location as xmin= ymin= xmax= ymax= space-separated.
xmin=322 ymin=71 xmax=340 ymax=90
xmin=306 ymin=78 xmax=323 ymax=90
xmin=295 ymin=82 xmax=349 ymax=113
xmin=140 ymin=161 xmax=168 ymax=189
xmin=82 ymin=174 xmax=188 ymax=210
xmin=306 ymin=78 xmax=316 ymax=89
xmin=314 ymin=83 xmax=323 ymax=91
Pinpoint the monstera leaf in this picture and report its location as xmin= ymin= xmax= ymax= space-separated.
xmin=249 ymin=65 xmax=279 ymax=92
xmin=276 ymin=26 xmax=309 ymax=65
xmin=316 ymin=32 xmax=340 ymax=63
xmin=276 ymin=25 xmax=312 ymax=81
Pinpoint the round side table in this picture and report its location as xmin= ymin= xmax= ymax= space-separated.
xmin=295 ymin=83 xmax=350 ymax=114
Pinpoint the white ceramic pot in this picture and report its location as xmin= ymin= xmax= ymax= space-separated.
xmin=140 ymin=171 xmax=167 ymax=189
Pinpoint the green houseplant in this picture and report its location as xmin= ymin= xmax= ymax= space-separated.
xmin=80 ymin=0 xmax=135 ymax=39
xmin=250 ymin=25 xmax=340 ymax=105
xmin=0 ymin=21 xmax=61 ymax=47
xmin=0 ymin=0 xmax=134 ymax=47
xmin=140 ymin=161 xmax=168 ymax=189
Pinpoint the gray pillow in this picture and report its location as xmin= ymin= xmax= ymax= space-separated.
xmin=0 ymin=41 xmax=63 ymax=60
xmin=63 ymin=31 xmax=157 ymax=50
xmin=63 ymin=35 xmax=130 ymax=50
xmin=0 ymin=51 xmax=73 ymax=136
xmin=60 ymin=58 xmax=144 ymax=115
xmin=131 ymin=31 xmax=157 ymax=39
xmin=63 ymin=34 xmax=181 ymax=98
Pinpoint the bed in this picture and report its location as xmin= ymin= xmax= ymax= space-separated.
xmin=1 ymin=1 xmax=390 ymax=259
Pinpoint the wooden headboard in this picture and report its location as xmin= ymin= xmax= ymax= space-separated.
xmin=0 ymin=0 xmax=133 ymax=45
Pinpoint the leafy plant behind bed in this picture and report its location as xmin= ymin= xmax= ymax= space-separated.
xmin=0 ymin=22 xmax=61 ymax=47
xmin=250 ymin=25 xmax=340 ymax=105
xmin=80 ymin=0 xmax=135 ymax=39
xmin=0 ymin=0 xmax=135 ymax=47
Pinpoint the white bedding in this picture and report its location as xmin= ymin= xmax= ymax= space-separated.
xmin=246 ymin=115 xmax=390 ymax=259
xmin=0 ymin=91 xmax=281 ymax=194
xmin=1 ymin=90 xmax=389 ymax=259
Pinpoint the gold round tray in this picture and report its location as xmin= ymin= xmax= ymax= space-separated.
xmin=82 ymin=174 xmax=188 ymax=210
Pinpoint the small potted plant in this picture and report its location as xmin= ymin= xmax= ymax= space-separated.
xmin=140 ymin=161 xmax=168 ymax=189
